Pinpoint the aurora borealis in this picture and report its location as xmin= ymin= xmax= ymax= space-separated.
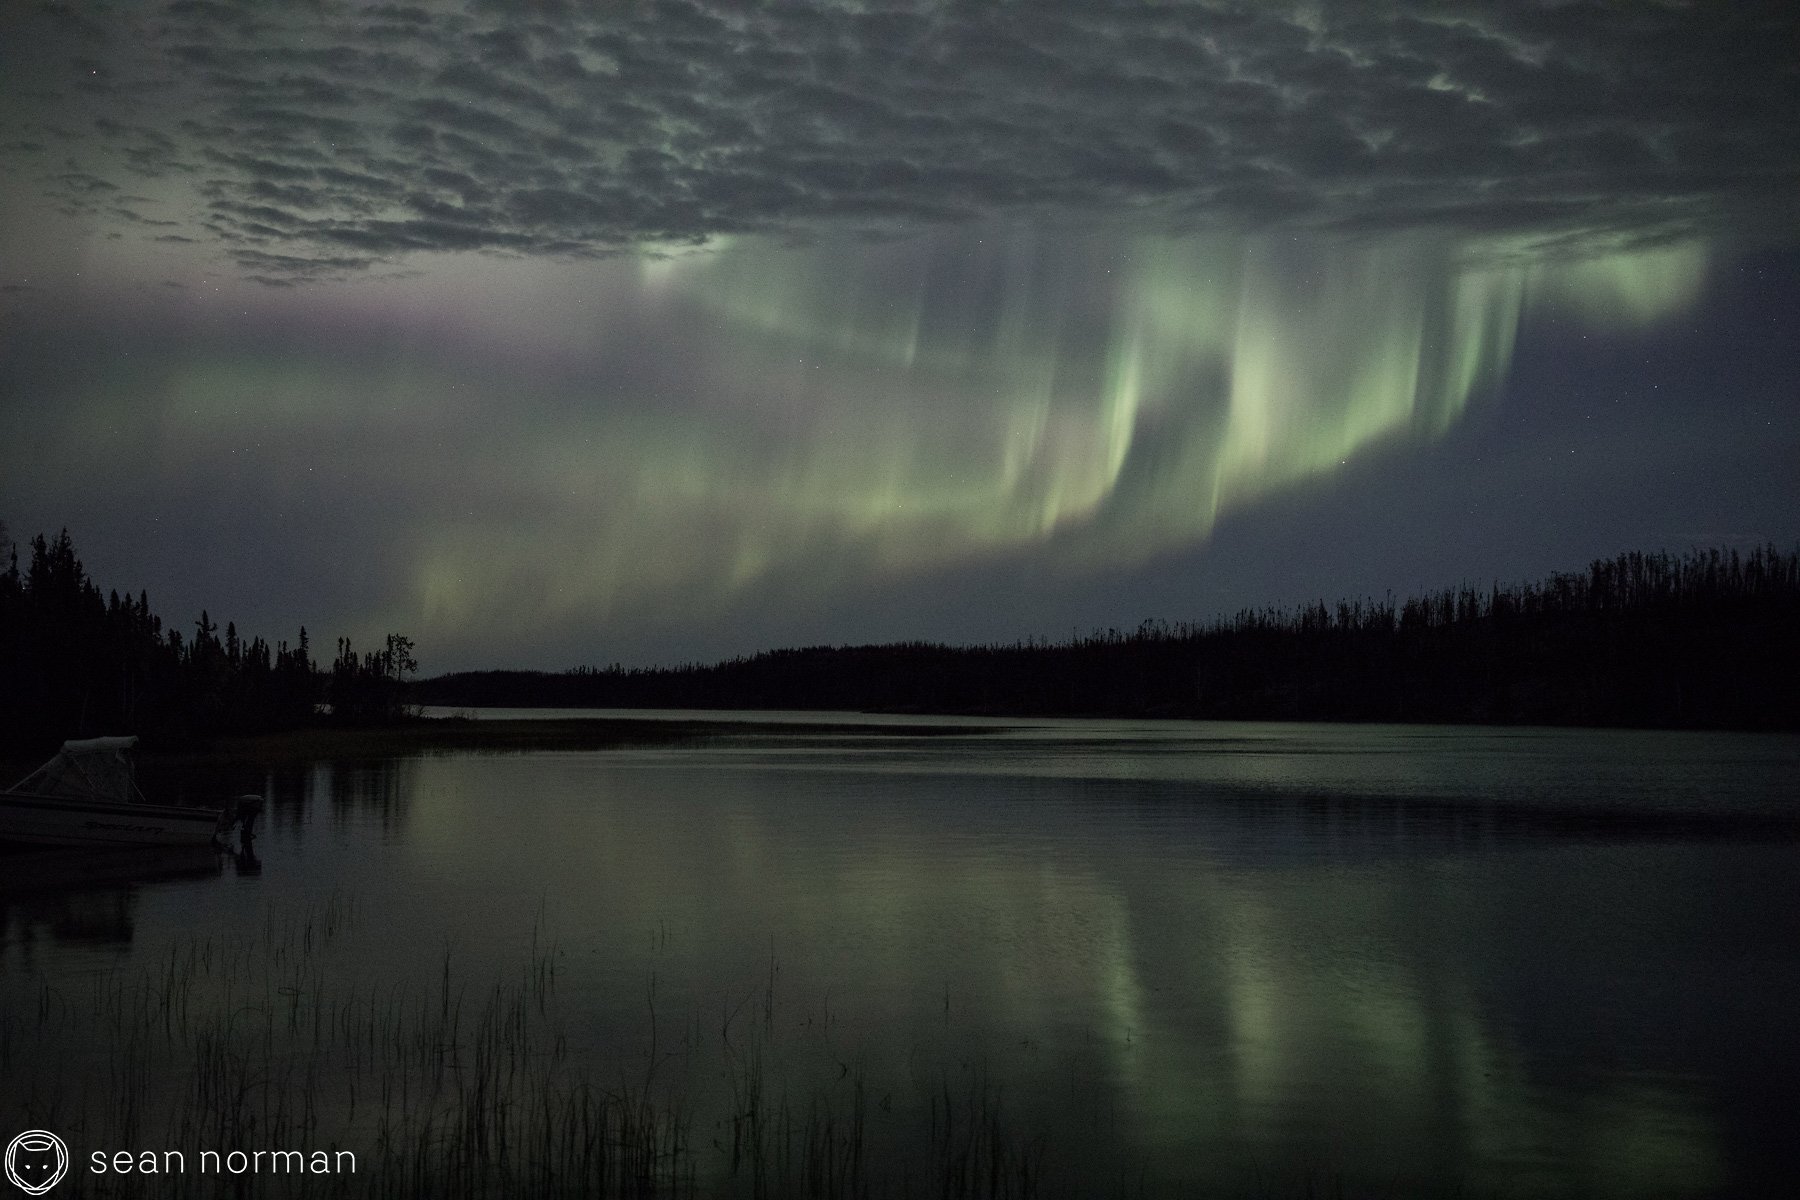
xmin=2 ymin=2 xmax=1796 ymax=670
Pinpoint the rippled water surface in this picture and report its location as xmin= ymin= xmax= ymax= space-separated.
xmin=4 ymin=715 xmax=1797 ymax=1197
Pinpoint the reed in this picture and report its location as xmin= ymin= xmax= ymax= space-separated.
xmin=2 ymin=897 xmax=1049 ymax=1199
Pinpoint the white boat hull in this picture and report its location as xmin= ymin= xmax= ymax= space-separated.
xmin=0 ymin=791 xmax=227 ymax=847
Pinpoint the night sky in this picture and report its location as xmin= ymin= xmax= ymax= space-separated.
xmin=2 ymin=1 xmax=1796 ymax=673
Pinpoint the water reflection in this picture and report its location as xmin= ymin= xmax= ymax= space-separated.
xmin=0 ymin=844 xmax=227 ymax=953
xmin=368 ymin=732 xmax=1795 ymax=1195
xmin=2 ymin=722 xmax=1796 ymax=1196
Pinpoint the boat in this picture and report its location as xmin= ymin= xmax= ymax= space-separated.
xmin=0 ymin=736 xmax=261 ymax=848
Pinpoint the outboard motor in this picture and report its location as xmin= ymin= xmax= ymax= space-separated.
xmin=214 ymin=793 xmax=265 ymax=847
xmin=232 ymin=794 xmax=266 ymax=875
xmin=234 ymin=794 xmax=265 ymax=840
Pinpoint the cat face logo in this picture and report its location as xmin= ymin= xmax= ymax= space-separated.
xmin=4 ymin=1131 xmax=69 ymax=1195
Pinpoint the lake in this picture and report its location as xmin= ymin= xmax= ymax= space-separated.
xmin=3 ymin=713 xmax=1797 ymax=1198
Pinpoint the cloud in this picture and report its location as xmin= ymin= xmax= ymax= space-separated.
xmin=2 ymin=0 xmax=1794 ymax=279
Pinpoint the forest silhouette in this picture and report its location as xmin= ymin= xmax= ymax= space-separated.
xmin=3 ymin=523 xmax=1796 ymax=758
xmin=0 ymin=525 xmax=414 ymax=757
xmin=428 ymin=545 xmax=1799 ymax=730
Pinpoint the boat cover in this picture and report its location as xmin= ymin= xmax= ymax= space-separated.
xmin=8 ymin=737 xmax=144 ymax=804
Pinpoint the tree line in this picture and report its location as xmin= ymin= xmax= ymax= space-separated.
xmin=0 ymin=525 xmax=417 ymax=758
xmin=417 ymin=545 xmax=1800 ymax=731
xmin=8 ymin=523 xmax=1790 ymax=746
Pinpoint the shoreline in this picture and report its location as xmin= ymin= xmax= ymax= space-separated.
xmin=144 ymin=713 xmax=1003 ymax=768
xmin=151 ymin=717 xmax=781 ymax=767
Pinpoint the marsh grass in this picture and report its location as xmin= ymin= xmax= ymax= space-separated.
xmin=1 ymin=896 xmax=1048 ymax=1199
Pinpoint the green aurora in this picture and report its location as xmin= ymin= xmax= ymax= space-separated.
xmin=1 ymin=225 xmax=1711 ymax=664
xmin=1 ymin=0 xmax=1791 ymax=669
xmin=401 ymin=227 xmax=1708 ymax=649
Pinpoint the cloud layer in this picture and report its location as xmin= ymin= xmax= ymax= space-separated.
xmin=6 ymin=0 xmax=1796 ymax=280
xmin=2 ymin=2 xmax=1794 ymax=672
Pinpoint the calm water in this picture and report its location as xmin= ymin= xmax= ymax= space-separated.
xmin=4 ymin=714 xmax=1798 ymax=1197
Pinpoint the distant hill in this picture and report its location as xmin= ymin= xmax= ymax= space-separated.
xmin=415 ymin=546 xmax=1800 ymax=731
